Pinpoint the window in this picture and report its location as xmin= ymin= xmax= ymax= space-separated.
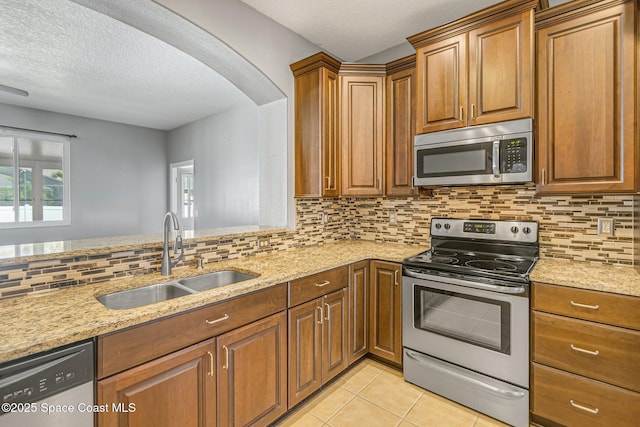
xmin=0 ymin=130 xmax=70 ymax=228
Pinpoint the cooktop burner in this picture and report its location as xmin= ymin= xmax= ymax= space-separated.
xmin=403 ymin=218 xmax=539 ymax=283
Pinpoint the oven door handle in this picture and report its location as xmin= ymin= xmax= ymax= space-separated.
xmin=405 ymin=349 xmax=526 ymax=400
xmin=403 ymin=269 xmax=526 ymax=295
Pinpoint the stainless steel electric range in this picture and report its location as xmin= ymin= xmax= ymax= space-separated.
xmin=402 ymin=218 xmax=538 ymax=427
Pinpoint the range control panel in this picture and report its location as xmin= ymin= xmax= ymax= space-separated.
xmin=431 ymin=218 xmax=538 ymax=243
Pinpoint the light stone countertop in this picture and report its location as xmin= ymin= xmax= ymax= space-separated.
xmin=0 ymin=241 xmax=424 ymax=364
xmin=3 ymin=242 xmax=640 ymax=365
xmin=530 ymin=258 xmax=640 ymax=297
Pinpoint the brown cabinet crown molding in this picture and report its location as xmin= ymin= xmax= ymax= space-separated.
xmin=407 ymin=0 xmax=538 ymax=48
xmin=290 ymin=51 xmax=341 ymax=76
xmin=385 ymin=54 xmax=416 ymax=74
xmin=535 ymin=0 xmax=633 ymax=27
xmin=338 ymin=63 xmax=387 ymax=76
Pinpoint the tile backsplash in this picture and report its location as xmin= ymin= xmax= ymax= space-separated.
xmin=0 ymin=184 xmax=637 ymax=299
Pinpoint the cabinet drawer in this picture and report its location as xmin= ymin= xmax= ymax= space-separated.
xmin=98 ymin=283 xmax=287 ymax=378
xmin=533 ymin=312 xmax=640 ymax=392
xmin=532 ymin=363 xmax=640 ymax=427
xmin=533 ymin=282 xmax=640 ymax=330
xmin=288 ymin=266 xmax=348 ymax=307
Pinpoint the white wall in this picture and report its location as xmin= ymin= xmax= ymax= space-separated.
xmin=166 ymin=100 xmax=260 ymax=229
xmin=0 ymin=103 xmax=167 ymax=245
xmin=154 ymin=0 xmax=324 ymax=229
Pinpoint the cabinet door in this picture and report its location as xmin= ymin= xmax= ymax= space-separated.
xmin=468 ymin=10 xmax=533 ymax=126
xmin=536 ymin=1 xmax=636 ymax=193
xmin=293 ymin=60 xmax=340 ymax=197
xmin=340 ymin=75 xmax=385 ymax=196
xmin=288 ymin=298 xmax=322 ymax=408
xmin=369 ymin=261 xmax=402 ymax=365
xmin=97 ymin=338 xmax=216 ymax=427
xmin=322 ymin=288 xmax=349 ymax=382
xmin=217 ymin=312 xmax=287 ymax=427
xmin=385 ymin=65 xmax=416 ymax=196
xmin=349 ymin=261 xmax=369 ymax=364
xmin=415 ymin=34 xmax=467 ymax=134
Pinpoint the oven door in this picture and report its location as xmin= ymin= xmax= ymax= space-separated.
xmin=402 ymin=272 xmax=529 ymax=388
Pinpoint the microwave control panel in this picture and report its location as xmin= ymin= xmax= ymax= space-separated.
xmin=500 ymin=138 xmax=527 ymax=173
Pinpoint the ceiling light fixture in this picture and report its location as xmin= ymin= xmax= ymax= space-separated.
xmin=0 ymin=83 xmax=29 ymax=97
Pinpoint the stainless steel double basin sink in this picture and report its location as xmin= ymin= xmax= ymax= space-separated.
xmin=97 ymin=270 xmax=257 ymax=310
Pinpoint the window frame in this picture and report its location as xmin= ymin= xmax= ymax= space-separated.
xmin=0 ymin=128 xmax=71 ymax=229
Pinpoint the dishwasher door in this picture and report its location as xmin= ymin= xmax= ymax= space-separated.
xmin=0 ymin=340 xmax=94 ymax=427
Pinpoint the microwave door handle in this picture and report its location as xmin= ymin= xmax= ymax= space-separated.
xmin=492 ymin=140 xmax=500 ymax=178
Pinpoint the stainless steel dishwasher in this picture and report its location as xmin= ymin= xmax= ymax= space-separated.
xmin=0 ymin=340 xmax=94 ymax=427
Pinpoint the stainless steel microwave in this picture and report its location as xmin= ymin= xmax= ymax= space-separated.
xmin=413 ymin=118 xmax=533 ymax=186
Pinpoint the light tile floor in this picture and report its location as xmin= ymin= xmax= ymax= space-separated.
xmin=274 ymin=358 xmax=512 ymax=427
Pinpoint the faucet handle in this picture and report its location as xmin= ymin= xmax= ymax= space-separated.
xmin=174 ymin=234 xmax=183 ymax=254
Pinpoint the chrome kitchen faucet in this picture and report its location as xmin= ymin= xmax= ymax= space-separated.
xmin=161 ymin=211 xmax=184 ymax=276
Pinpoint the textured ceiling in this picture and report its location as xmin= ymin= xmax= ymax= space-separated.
xmin=0 ymin=0 xmax=252 ymax=130
xmin=240 ymin=0 xmax=504 ymax=61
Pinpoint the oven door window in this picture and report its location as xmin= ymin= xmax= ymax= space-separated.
xmin=413 ymin=285 xmax=511 ymax=354
xmin=416 ymin=141 xmax=493 ymax=178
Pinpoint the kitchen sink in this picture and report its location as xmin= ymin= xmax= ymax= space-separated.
xmin=97 ymin=282 xmax=196 ymax=310
xmin=178 ymin=270 xmax=257 ymax=292
xmin=97 ymin=270 xmax=258 ymax=309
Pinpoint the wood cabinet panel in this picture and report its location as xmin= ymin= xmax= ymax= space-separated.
xmin=532 ymin=282 xmax=640 ymax=331
xmin=291 ymin=53 xmax=341 ymax=197
xmin=415 ymin=34 xmax=467 ymax=134
xmin=98 ymin=338 xmax=216 ymax=427
xmin=368 ymin=261 xmax=402 ymax=365
xmin=322 ymin=288 xmax=348 ymax=382
xmin=533 ymin=311 xmax=640 ymax=392
xmin=288 ymin=266 xmax=349 ymax=307
xmin=288 ymin=298 xmax=322 ymax=408
xmin=385 ymin=59 xmax=416 ymax=196
xmin=536 ymin=1 xmax=636 ymax=193
xmin=468 ymin=10 xmax=533 ymax=125
xmin=340 ymin=74 xmax=385 ymax=196
xmin=98 ymin=284 xmax=287 ymax=379
xmin=348 ymin=261 xmax=369 ymax=364
xmin=532 ymin=363 xmax=640 ymax=427
xmin=217 ymin=312 xmax=287 ymax=427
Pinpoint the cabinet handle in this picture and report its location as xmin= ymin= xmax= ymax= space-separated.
xmin=394 ymin=270 xmax=399 ymax=286
xmin=570 ymin=301 xmax=599 ymax=310
xmin=222 ymin=345 xmax=229 ymax=370
xmin=411 ymin=176 xmax=415 ymax=189
xmin=471 ymin=103 xmax=476 ymax=119
xmin=570 ymin=344 xmax=599 ymax=356
xmin=570 ymin=400 xmax=599 ymax=415
xmin=324 ymin=302 xmax=330 ymax=321
xmin=206 ymin=351 xmax=214 ymax=377
xmin=459 ymin=106 xmax=464 ymax=121
xmin=316 ymin=305 xmax=323 ymax=324
xmin=205 ymin=314 xmax=229 ymax=325
xmin=377 ymin=178 xmax=381 ymax=190
xmin=541 ymin=168 xmax=545 ymax=185
xmin=326 ymin=176 xmax=331 ymax=190
xmin=315 ymin=280 xmax=330 ymax=287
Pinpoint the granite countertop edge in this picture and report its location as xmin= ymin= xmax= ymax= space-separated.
xmin=2 ymin=243 xmax=640 ymax=364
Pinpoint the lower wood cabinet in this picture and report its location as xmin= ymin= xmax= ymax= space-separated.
xmin=97 ymin=338 xmax=217 ymax=427
xmin=217 ymin=312 xmax=287 ymax=427
xmin=348 ymin=261 xmax=369 ymax=364
xmin=369 ymin=261 xmax=403 ymax=365
xmin=288 ymin=288 xmax=348 ymax=408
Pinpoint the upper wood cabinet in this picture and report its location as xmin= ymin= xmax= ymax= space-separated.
xmin=291 ymin=53 xmax=341 ymax=197
xmin=535 ymin=0 xmax=637 ymax=194
xmin=340 ymin=64 xmax=386 ymax=196
xmin=385 ymin=56 xmax=417 ymax=196
xmin=408 ymin=0 xmax=536 ymax=134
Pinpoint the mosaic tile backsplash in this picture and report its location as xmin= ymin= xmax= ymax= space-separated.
xmin=0 ymin=184 xmax=637 ymax=299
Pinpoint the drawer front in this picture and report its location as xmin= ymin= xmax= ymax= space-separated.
xmin=533 ymin=311 xmax=640 ymax=392
xmin=532 ymin=282 xmax=640 ymax=330
xmin=289 ymin=266 xmax=348 ymax=307
xmin=98 ymin=283 xmax=287 ymax=378
xmin=532 ymin=363 xmax=640 ymax=427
